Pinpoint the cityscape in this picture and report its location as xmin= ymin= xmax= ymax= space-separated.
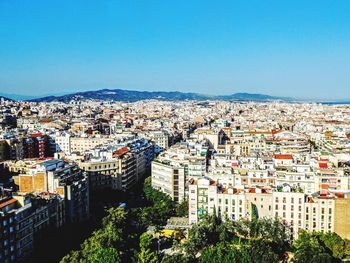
xmin=1 ymin=98 xmax=350 ymax=262
xmin=1 ymin=1 xmax=350 ymax=263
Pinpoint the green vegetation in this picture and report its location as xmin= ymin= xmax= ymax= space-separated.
xmin=175 ymin=198 xmax=189 ymax=217
xmin=308 ymin=139 xmax=318 ymax=150
xmin=140 ymin=177 xmax=175 ymax=228
xmin=60 ymin=177 xmax=175 ymax=263
xmin=180 ymin=215 xmax=291 ymax=262
xmin=293 ymin=230 xmax=350 ymax=262
xmin=60 ymin=178 xmax=350 ymax=263
xmin=175 ymin=214 xmax=350 ymax=263
xmin=138 ymin=233 xmax=159 ymax=263
xmin=60 ymin=207 xmax=127 ymax=263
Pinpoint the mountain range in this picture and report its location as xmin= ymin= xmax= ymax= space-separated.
xmin=27 ymin=89 xmax=293 ymax=102
xmin=0 ymin=95 xmax=14 ymax=101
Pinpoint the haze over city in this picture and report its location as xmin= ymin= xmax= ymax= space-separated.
xmin=1 ymin=0 xmax=350 ymax=100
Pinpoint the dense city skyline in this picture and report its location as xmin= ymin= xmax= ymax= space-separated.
xmin=1 ymin=1 xmax=350 ymax=100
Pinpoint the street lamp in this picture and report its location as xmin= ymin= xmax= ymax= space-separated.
xmin=157 ymin=238 xmax=161 ymax=255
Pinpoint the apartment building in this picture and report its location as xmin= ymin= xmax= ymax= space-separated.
xmin=69 ymin=136 xmax=112 ymax=154
xmin=272 ymin=190 xmax=305 ymax=239
xmin=0 ymin=195 xmax=34 ymax=263
xmin=334 ymin=195 xmax=350 ymax=239
xmin=79 ymin=137 xmax=154 ymax=191
xmin=13 ymin=159 xmax=89 ymax=223
xmin=54 ymin=132 xmax=71 ymax=154
xmin=188 ymin=178 xmax=250 ymax=224
xmin=151 ymin=160 xmax=186 ymax=203
xmin=304 ymin=195 xmax=335 ymax=233
xmin=79 ymin=159 xmax=118 ymax=191
xmin=151 ymin=140 xmax=208 ymax=203
xmin=45 ymin=160 xmax=89 ymax=223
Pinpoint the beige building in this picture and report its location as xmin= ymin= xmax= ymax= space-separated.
xmin=79 ymin=159 xmax=119 ymax=191
xmin=70 ymin=136 xmax=112 ymax=154
xmin=334 ymin=196 xmax=350 ymax=239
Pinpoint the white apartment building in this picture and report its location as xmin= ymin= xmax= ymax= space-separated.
xmin=275 ymin=170 xmax=316 ymax=194
xmin=189 ymin=178 xmax=248 ymax=224
xmin=304 ymin=196 xmax=335 ymax=233
xmin=151 ymin=160 xmax=186 ymax=203
xmin=54 ymin=132 xmax=71 ymax=154
xmin=272 ymin=191 xmax=305 ymax=238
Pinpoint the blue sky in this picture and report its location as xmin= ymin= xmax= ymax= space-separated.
xmin=0 ymin=0 xmax=349 ymax=99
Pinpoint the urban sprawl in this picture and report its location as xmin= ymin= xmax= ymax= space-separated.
xmin=1 ymin=97 xmax=350 ymax=262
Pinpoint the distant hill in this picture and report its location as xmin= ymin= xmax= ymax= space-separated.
xmin=217 ymin=92 xmax=293 ymax=101
xmin=0 ymin=95 xmax=14 ymax=102
xmin=29 ymin=89 xmax=292 ymax=102
xmin=0 ymin=92 xmax=36 ymax=101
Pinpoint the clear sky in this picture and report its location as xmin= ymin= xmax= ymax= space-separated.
xmin=0 ymin=0 xmax=350 ymax=100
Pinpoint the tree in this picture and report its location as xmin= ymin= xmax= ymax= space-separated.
xmin=138 ymin=233 xmax=159 ymax=263
xmin=176 ymin=199 xmax=189 ymax=217
xmin=293 ymin=230 xmax=339 ymax=263
xmin=138 ymin=249 xmax=159 ymax=263
xmin=250 ymin=203 xmax=258 ymax=220
xmin=320 ymin=232 xmax=346 ymax=259
xmin=181 ymin=216 xmax=291 ymax=262
xmin=60 ymin=207 xmax=127 ymax=262
xmin=200 ymin=242 xmax=243 ymax=263
xmin=139 ymin=233 xmax=154 ymax=250
xmin=60 ymin=250 xmax=85 ymax=263
xmin=90 ymin=248 xmax=120 ymax=263
xmin=141 ymin=177 xmax=175 ymax=227
xmin=161 ymin=253 xmax=189 ymax=263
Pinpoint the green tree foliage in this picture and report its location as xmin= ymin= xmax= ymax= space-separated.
xmin=60 ymin=208 xmax=127 ymax=263
xmin=60 ymin=250 xmax=85 ymax=263
xmin=176 ymin=199 xmax=189 ymax=217
xmin=141 ymin=177 xmax=175 ymax=227
xmin=138 ymin=233 xmax=159 ymax=263
xmin=293 ymin=230 xmax=350 ymax=262
xmin=200 ymin=242 xmax=243 ymax=263
xmin=90 ymin=248 xmax=120 ymax=263
xmin=161 ymin=253 xmax=190 ymax=263
xmin=250 ymin=203 xmax=258 ymax=220
xmin=181 ymin=215 xmax=291 ymax=262
xmin=320 ymin=232 xmax=347 ymax=259
xmin=182 ymin=214 xmax=223 ymax=257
